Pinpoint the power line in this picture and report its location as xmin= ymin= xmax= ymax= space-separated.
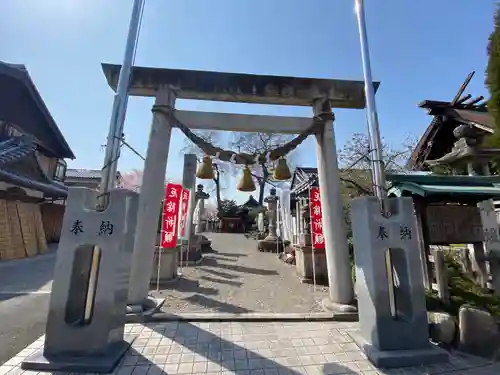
xmin=101 ymin=134 xmax=145 ymax=161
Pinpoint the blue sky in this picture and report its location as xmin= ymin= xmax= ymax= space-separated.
xmin=1 ymin=0 xmax=497 ymax=203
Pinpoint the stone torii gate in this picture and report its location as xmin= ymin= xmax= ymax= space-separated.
xmin=101 ymin=63 xmax=379 ymax=312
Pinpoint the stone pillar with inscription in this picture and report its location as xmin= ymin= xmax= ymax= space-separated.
xmin=350 ymin=196 xmax=448 ymax=368
xmin=479 ymin=200 xmax=500 ymax=296
xmin=258 ymin=188 xmax=284 ymax=252
xmin=22 ymin=187 xmax=139 ymax=373
xmin=128 ymin=86 xmax=175 ymax=308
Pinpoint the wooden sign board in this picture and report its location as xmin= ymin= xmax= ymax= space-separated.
xmin=426 ymin=205 xmax=484 ymax=244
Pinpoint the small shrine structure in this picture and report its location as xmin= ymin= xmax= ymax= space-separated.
xmin=396 ymin=72 xmax=500 ymax=296
xmin=289 ymin=167 xmax=319 ymax=241
xmin=218 ymin=195 xmax=262 ymax=233
xmin=288 ymin=167 xmax=328 ymax=282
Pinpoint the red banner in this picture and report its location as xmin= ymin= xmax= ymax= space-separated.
xmin=161 ymin=183 xmax=182 ymax=248
xmin=179 ymin=188 xmax=190 ymax=237
xmin=309 ymin=187 xmax=325 ymax=249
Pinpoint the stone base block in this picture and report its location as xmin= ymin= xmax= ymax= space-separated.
xmin=299 ymin=234 xmax=311 ymax=247
xmin=180 ymin=248 xmax=202 ymax=263
xmin=295 ymin=246 xmax=328 ymax=283
xmin=321 ymin=298 xmax=357 ymax=314
xmin=199 ymin=235 xmax=212 ymax=253
xmin=150 ymin=247 xmax=179 ymax=284
xmin=350 ymin=332 xmax=449 ymax=369
xmin=21 ymin=336 xmax=135 ymax=374
xmin=258 ymin=237 xmax=284 ymax=252
xmin=178 ymin=238 xmax=203 ymax=264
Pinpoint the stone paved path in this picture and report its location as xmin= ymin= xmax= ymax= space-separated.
xmin=154 ymin=233 xmax=330 ymax=314
xmin=3 ymin=321 xmax=500 ymax=374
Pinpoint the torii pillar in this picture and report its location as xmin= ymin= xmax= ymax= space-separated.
xmin=128 ymin=85 xmax=175 ymax=308
xmin=313 ymin=98 xmax=356 ymax=311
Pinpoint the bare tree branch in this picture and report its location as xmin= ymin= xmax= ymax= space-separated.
xmin=338 ymin=132 xmax=416 ymax=198
xmin=230 ymin=132 xmax=298 ymax=204
xmin=179 ymin=130 xmax=231 ymax=209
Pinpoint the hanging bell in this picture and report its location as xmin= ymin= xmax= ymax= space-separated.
xmin=237 ymin=166 xmax=256 ymax=192
xmin=273 ymin=157 xmax=292 ymax=181
xmin=196 ymin=155 xmax=214 ymax=180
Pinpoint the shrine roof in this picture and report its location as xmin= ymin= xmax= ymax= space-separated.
xmin=101 ymin=63 xmax=379 ymax=109
xmin=239 ymin=195 xmax=260 ymax=208
xmin=388 ymin=182 xmax=500 ymax=201
xmin=290 ymin=167 xmax=318 ymax=195
xmin=409 ymin=73 xmax=492 ymax=171
xmin=386 ymin=172 xmax=500 ymax=187
xmin=387 ymin=173 xmax=500 ymax=201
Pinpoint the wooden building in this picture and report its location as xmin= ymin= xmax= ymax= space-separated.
xmin=0 ymin=61 xmax=75 ymax=259
xmin=218 ymin=195 xmax=262 ymax=233
xmin=289 ymin=167 xmax=318 ymax=214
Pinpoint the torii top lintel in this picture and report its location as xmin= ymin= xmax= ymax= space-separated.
xmin=101 ymin=63 xmax=379 ymax=109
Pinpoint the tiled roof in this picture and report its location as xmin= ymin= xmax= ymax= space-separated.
xmin=290 ymin=167 xmax=319 ymax=195
xmin=0 ymin=136 xmax=37 ymax=166
xmin=295 ymin=167 xmax=318 ymax=177
xmin=240 ymin=195 xmax=260 ymax=208
xmin=0 ymin=135 xmax=68 ymax=197
xmin=0 ymin=61 xmax=75 ymax=159
xmin=66 ymin=169 xmax=103 ymax=179
xmin=0 ymin=168 xmax=68 ymax=197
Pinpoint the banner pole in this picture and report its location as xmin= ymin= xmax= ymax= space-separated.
xmin=156 ymin=246 xmax=161 ymax=292
xmin=157 ymin=199 xmax=164 ymax=292
xmin=312 ymin=247 xmax=317 ymax=293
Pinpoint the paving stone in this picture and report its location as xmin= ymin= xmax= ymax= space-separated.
xmin=4 ymin=321 xmax=500 ymax=374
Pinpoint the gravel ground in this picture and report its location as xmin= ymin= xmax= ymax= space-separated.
xmin=154 ymin=233 xmax=329 ymax=314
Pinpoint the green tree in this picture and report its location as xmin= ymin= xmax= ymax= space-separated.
xmin=487 ymin=5 xmax=500 ymax=144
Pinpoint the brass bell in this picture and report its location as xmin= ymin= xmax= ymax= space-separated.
xmin=196 ymin=155 xmax=214 ymax=180
xmin=237 ymin=166 xmax=256 ymax=192
xmin=273 ymin=157 xmax=292 ymax=181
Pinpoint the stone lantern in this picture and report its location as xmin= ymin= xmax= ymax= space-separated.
xmin=257 ymin=188 xmax=284 ymax=252
xmin=192 ymin=184 xmax=211 ymax=253
xmin=194 ymin=184 xmax=209 ymax=233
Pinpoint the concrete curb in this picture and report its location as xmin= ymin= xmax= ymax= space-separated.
xmin=125 ymin=311 xmax=359 ymax=324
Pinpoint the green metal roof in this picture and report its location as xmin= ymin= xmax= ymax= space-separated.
xmin=388 ymin=182 xmax=500 ymax=199
xmin=386 ymin=172 xmax=500 ymax=187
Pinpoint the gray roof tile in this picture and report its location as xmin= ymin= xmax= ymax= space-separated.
xmin=66 ymin=169 xmax=102 ymax=179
